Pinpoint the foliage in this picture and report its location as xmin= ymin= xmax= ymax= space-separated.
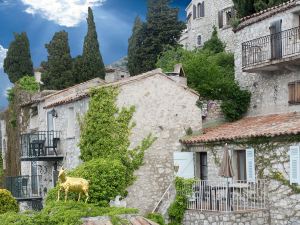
xmin=233 ymin=0 xmax=289 ymax=18
xmin=7 ymin=76 xmax=39 ymax=103
xmin=46 ymin=158 xmax=129 ymax=206
xmin=0 ymin=201 xmax=138 ymax=225
xmin=0 ymin=189 xmax=18 ymax=214
xmin=41 ymin=31 xmax=74 ymax=90
xmin=128 ymin=16 xmax=144 ymax=76
xmin=73 ymin=7 xmax=105 ymax=81
xmin=146 ymin=213 xmax=166 ymax=225
xmin=156 ymin=30 xmax=251 ymax=121
xmin=4 ymin=32 xmax=34 ymax=83
xmin=79 ymin=87 xmax=156 ymax=170
xmin=127 ymin=0 xmax=185 ymax=75
xmin=202 ymin=26 xmax=226 ymax=54
xmin=167 ymin=177 xmax=195 ymax=225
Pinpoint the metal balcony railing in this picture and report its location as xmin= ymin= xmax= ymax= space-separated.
xmin=21 ymin=131 xmax=61 ymax=160
xmin=180 ymin=179 xmax=267 ymax=212
xmin=5 ymin=175 xmax=42 ymax=200
xmin=242 ymin=26 xmax=300 ymax=69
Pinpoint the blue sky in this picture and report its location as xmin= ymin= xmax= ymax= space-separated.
xmin=0 ymin=0 xmax=189 ymax=109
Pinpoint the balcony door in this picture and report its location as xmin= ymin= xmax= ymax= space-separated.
xmin=270 ymin=20 xmax=282 ymax=60
xmin=47 ymin=111 xmax=55 ymax=154
xmin=31 ymin=162 xmax=39 ymax=196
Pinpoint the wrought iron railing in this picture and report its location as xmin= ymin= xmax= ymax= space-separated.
xmin=21 ymin=131 xmax=60 ymax=158
xmin=5 ymin=175 xmax=42 ymax=199
xmin=242 ymin=26 xmax=300 ymax=68
xmin=181 ymin=179 xmax=267 ymax=212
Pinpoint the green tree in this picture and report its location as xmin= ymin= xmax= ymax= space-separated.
xmin=156 ymin=30 xmax=250 ymax=121
xmin=202 ymin=26 xmax=226 ymax=54
xmin=233 ymin=0 xmax=289 ymax=18
xmin=128 ymin=16 xmax=144 ymax=76
xmin=127 ymin=0 xmax=185 ymax=75
xmin=4 ymin=32 xmax=34 ymax=83
xmin=74 ymin=7 xmax=105 ymax=82
xmin=41 ymin=31 xmax=74 ymax=90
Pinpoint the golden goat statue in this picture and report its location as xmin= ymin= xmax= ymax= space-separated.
xmin=57 ymin=167 xmax=89 ymax=203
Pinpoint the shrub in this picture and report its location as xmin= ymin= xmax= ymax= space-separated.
xmin=146 ymin=213 xmax=166 ymax=225
xmin=46 ymin=158 xmax=129 ymax=206
xmin=0 ymin=202 xmax=138 ymax=225
xmin=0 ymin=189 xmax=19 ymax=214
xmin=167 ymin=195 xmax=187 ymax=225
xmin=156 ymin=30 xmax=251 ymax=122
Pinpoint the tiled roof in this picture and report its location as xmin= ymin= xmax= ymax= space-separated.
xmin=44 ymin=69 xmax=198 ymax=109
xmin=235 ymin=0 xmax=297 ymax=32
xmin=181 ymin=112 xmax=300 ymax=144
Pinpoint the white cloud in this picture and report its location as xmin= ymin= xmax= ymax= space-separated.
xmin=21 ymin=0 xmax=106 ymax=27
xmin=0 ymin=45 xmax=7 ymax=69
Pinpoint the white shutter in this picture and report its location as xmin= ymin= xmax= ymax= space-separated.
xmin=289 ymin=146 xmax=300 ymax=184
xmin=246 ymin=148 xmax=255 ymax=183
xmin=173 ymin=152 xmax=195 ymax=179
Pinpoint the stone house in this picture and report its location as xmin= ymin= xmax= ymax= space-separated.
xmin=2 ymin=68 xmax=202 ymax=213
xmin=179 ymin=0 xmax=236 ymax=52
xmin=171 ymin=1 xmax=300 ymax=224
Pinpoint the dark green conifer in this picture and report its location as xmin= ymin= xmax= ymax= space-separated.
xmin=4 ymin=32 xmax=34 ymax=83
xmin=41 ymin=31 xmax=73 ymax=90
xmin=78 ymin=7 xmax=105 ymax=81
xmin=127 ymin=0 xmax=185 ymax=75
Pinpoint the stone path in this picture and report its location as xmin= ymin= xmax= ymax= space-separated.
xmin=82 ymin=215 xmax=159 ymax=225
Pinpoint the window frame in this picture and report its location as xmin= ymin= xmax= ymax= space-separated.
xmin=288 ymin=81 xmax=300 ymax=105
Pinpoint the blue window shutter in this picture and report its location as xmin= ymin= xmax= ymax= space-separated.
xmin=173 ymin=152 xmax=195 ymax=179
xmin=246 ymin=148 xmax=255 ymax=182
xmin=290 ymin=146 xmax=300 ymax=184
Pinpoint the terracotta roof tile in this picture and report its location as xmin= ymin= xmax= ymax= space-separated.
xmin=181 ymin=112 xmax=300 ymax=144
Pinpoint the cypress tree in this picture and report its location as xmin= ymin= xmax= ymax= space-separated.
xmin=4 ymin=32 xmax=34 ymax=83
xmin=128 ymin=16 xmax=144 ymax=76
xmin=127 ymin=0 xmax=185 ymax=75
xmin=41 ymin=31 xmax=74 ymax=90
xmin=76 ymin=7 xmax=105 ymax=81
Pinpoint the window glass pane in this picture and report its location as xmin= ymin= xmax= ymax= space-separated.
xmin=237 ymin=150 xmax=246 ymax=181
xmin=289 ymin=83 xmax=295 ymax=103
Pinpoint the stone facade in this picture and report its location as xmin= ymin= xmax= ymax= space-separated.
xmin=16 ymin=70 xmax=202 ymax=214
xmin=179 ymin=0 xmax=235 ymax=52
xmin=184 ymin=210 xmax=270 ymax=225
xmin=184 ymin=142 xmax=300 ymax=224
xmin=234 ymin=3 xmax=300 ymax=116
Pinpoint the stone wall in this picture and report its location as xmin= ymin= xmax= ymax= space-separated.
xmin=183 ymin=210 xmax=270 ymax=225
xmin=179 ymin=0 xmax=235 ymax=52
xmin=234 ymin=5 xmax=300 ymax=116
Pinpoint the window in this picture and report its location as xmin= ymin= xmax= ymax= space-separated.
xmin=193 ymin=5 xmax=196 ymax=20
xmin=237 ymin=150 xmax=246 ymax=181
xmin=197 ymin=3 xmax=201 ymax=18
xmin=31 ymin=106 xmax=38 ymax=117
xmin=197 ymin=2 xmax=205 ymax=18
xmin=226 ymin=11 xmax=232 ymax=25
xmin=288 ymin=81 xmax=300 ymax=104
xmin=199 ymin=152 xmax=208 ymax=180
xmin=218 ymin=11 xmax=223 ymax=28
xmin=67 ymin=107 xmax=75 ymax=138
xmin=197 ymin=35 xmax=202 ymax=46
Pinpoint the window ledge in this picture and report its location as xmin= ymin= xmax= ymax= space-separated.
xmin=66 ymin=136 xmax=75 ymax=140
xmin=221 ymin=25 xmax=232 ymax=30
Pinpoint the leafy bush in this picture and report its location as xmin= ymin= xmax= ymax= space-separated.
xmin=202 ymin=26 xmax=226 ymax=54
xmin=146 ymin=213 xmax=166 ymax=225
xmin=7 ymin=76 xmax=39 ymax=102
xmin=156 ymin=30 xmax=251 ymax=122
xmin=46 ymin=158 xmax=129 ymax=206
xmin=0 ymin=189 xmax=18 ymax=214
xmin=0 ymin=202 xmax=138 ymax=225
xmin=167 ymin=195 xmax=187 ymax=225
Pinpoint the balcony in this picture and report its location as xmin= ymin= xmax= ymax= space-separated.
xmin=180 ymin=179 xmax=267 ymax=212
xmin=242 ymin=26 xmax=300 ymax=72
xmin=20 ymin=131 xmax=63 ymax=161
xmin=5 ymin=176 xmax=42 ymax=202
